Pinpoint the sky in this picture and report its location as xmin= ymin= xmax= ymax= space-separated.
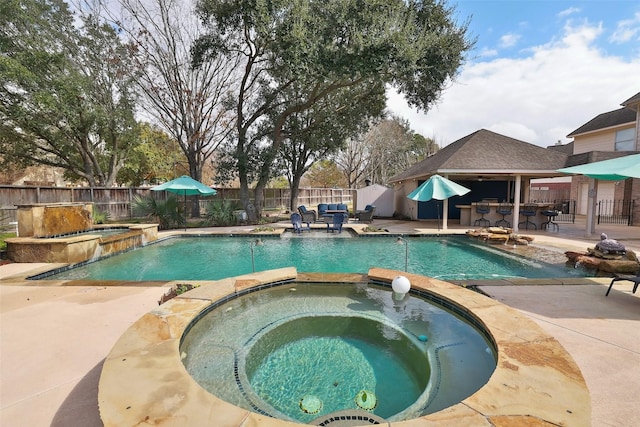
xmin=387 ymin=0 xmax=640 ymax=148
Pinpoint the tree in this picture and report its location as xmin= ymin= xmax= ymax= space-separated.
xmin=113 ymin=0 xmax=238 ymax=214
xmin=117 ymin=122 xmax=184 ymax=186
xmin=304 ymin=160 xmax=346 ymax=189
xmin=277 ymin=82 xmax=386 ymax=210
xmin=0 ymin=0 xmax=140 ymax=187
xmin=334 ymin=136 xmax=369 ymax=189
xmin=335 ymin=116 xmax=439 ymax=187
xmin=193 ymin=0 xmax=473 ymax=222
xmin=363 ymin=116 xmax=438 ymax=185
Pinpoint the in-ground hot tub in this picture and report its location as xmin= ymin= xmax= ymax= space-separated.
xmin=179 ymin=282 xmax=497 ymax=423
xmin=98 ymin=268 xmax=590 ymax=426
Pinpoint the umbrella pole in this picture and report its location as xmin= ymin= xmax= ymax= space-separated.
xmin=437 ymin=202 xmax=441 ymax=233
xmin=184 ymin=190 xmax=187 ymax=231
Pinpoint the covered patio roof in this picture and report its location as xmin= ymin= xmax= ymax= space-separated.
xmin=389 ymin=129 xmax=571 ymax=232
xmin=388 ymin=129 xmax=569 ymax=183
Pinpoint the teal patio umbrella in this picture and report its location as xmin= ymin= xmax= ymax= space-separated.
xmin=557 ymin=153 xmax=640 ymax=180
xmin=407 ymin=174 xmax=470 ymax=230
xmin=151 ymin=175 xmax=217 ymax=230
xmin=557 ymin=153 xmax=640 ymax=235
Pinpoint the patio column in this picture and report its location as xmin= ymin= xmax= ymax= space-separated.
xmin=443 ymin=174 xmax=449 ymax=230
xmin=512 ymin=175 xmax=522 ymax=232
xmin=586 ymin=178 xmax=598 ymax=236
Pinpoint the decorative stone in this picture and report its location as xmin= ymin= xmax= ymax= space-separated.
xmin=488 ymin=227 xmax=510 ymax=234
xmin=597 ymin=260 xmax=640 ymax=274
xmin=626 ymin=250 xmax=638 ymax=263
xmin=565 ymin=249 xmax=639 ymax=275
xmin=575 ymin=255 xmax=602 ymax=270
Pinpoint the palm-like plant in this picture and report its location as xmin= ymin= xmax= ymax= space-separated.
xmin=205 ymin=200 xmax=237 ymax=226
xmin=132 ymin=195 xmax=184 ymax=230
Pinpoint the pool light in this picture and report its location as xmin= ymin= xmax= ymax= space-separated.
xmin=250 ymin=238 xmax=264 ymax=272
xmin=392 ymin=275 xmax=411 ymax=295
xmin=392 ymin=275 xmax=411 ymax=310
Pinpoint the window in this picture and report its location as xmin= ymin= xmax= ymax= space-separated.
xmin=615 ymin=128 xmax=635 ymax=151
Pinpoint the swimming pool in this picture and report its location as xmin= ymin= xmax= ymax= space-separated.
xmin=40 ymin=234 xmax=585 ymax=281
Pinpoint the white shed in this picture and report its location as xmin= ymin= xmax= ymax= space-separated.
xmin=355 ymin=184 xmax=394 ymax=217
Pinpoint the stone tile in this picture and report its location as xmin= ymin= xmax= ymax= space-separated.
xmin=410 ymin=404 xmax=493 ymax=426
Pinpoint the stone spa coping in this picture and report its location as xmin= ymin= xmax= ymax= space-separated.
xmin=98 ymin=267 xmax=590 ymax=427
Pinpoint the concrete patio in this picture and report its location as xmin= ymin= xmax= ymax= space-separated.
xmin=1 ymin=217 xmax=639 ymax=426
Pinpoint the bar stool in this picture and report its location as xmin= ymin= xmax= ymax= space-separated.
xmin=518 ymin=204 xmax=538 ymax=230
xmin=541 ymin=204 xmax=560 ymax=231
xmin=495 ymin=203 xmax=512 ymax=227
xmin=473 ymin=203 xmax=491 ymax=227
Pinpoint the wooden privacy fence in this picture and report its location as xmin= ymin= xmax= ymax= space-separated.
xmin=0 ymin=185 xmax=354 ymax=224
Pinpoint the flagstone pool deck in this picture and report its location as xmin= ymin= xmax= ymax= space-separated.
xmin=1 ymin=218 xmax=639 ymax=426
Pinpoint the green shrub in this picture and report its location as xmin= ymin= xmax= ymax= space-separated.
xmin=92 ymin=207 xmax=111 ymax=224
xmin=0 ymin=232 xmax=16 ymax=251
xmin=132 ymin=194 xmax=184 ymax=230
xmin=205 ymin=200 xmax=238 ymax=226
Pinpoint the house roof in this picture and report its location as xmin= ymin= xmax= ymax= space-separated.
xmin=567 ymin=107 xmax=636 ymax=137
xmin=621 ymin=91 xmax=640 ymax=110
xmin=388 ymin=129 xmax=569 ymax=183
xmin=547 ymin=141 xmax=574 ymax=155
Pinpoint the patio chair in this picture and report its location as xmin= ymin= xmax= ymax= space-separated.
xmin=291 ymin=213 xmax=303 ymax=234
xmin=337 ymin=203 xmax=349 ymax=222
xmin=317 ymin=203 xmax=329 ymax=221
xmin=473 ymin=203 xmax=490 ymax=227
xmin=297 ymin=205 xmax=317 ymax=224
xmin=541 ymin=203 xmax=562 ymax=231
xmin=495 ymin=203 xmax=512 ymax=227
xmin=327 ymin=212 xmax=345 ymax=233
xmin=356 ymin=205 xmax=375 ymax=223
xmin=518 ymin=204 xmax=538 ymax=230
xmin=606 ymin=271 xmax=640 ymax=296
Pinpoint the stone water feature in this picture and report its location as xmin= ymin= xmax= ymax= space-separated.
xmin=5 ymin=203 xmax=158 ymax=264
xmin=565 ymin=234 xmax=639 ymax=275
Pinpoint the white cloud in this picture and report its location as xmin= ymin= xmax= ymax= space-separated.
xmin=387 ymin=19 xmax=640 ymax=148
xmin=558 ymin=7 xmax=581 ymax=18
xmin=478 ymin=47 xmax=498 ymax=58
xmin=610 ymin=11 xmax=640 ymax=43
xmin=499 ymin=32 xmax=521 ymax=48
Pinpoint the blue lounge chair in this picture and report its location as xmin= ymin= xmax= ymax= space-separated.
xmin=337 ymin=203 xmax=349 ymax=222
xmin=318 ymin=203 xmax=329 ymax=221
xmin=356 ymin=205 xmax=375 ymax=223
xmin=291 ymin=213 xmax=303 ymax=233
xmin=297 ymin=205 xmax=317 ymax=224
xmin=327 ymin=213 xmax=345 ymax=233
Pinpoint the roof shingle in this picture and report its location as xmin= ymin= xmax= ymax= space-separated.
xmin=388 ymin=129 xmax=569 ymax=183
xmin=567 ymin=107 xmax=636 ymax=137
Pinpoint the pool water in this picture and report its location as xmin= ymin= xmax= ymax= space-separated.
xmin=246 ymin=316 xmax=426 ymax=420
xmin=42 ymin=235 xmax=584 ymax=281
xmin=179 ymin=283 xmax=497 ymax=423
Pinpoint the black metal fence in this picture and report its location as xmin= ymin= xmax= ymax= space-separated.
xmin=528 ymin=199 xmax=576 ymax=223
xmin=598 ymin=200 xmax=635 ymax=225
